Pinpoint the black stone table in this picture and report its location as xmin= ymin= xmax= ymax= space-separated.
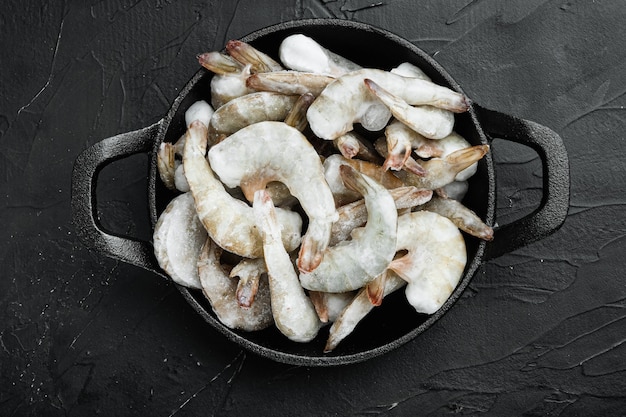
xmin=2 ymin=1 xmax=626 ymax=415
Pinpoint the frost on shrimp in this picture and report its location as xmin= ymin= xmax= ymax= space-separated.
xmin=279 ymin=34 xmax=361 ymax=77
xmin=197 ymin=237 xmax=273 ymax=332
xmin=299 ymin=165 xmax=397 ymax=293
xmin=253 ymin=190 xmax=321 ymax=342
xmin=183 ymin=120 xmax=302 ymax=259
xmin=197 ymin=51 xmax=255 ymax=109
xmin=390 ymin=211 xmax=467 ymax=314
xmin=208 ymin=121 xmax=338 ymax=273
xmin=307 ymin=68 xmax=469 ymax=140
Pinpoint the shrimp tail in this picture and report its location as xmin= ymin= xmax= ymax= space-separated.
xmin=447 ymin=144 xmax=489 ymax=173
xmin=365 ymin=271 xmax=387 ymax=306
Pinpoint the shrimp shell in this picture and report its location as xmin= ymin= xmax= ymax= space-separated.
xmin=198 ymin=237 xmax=273 ymax=331
xmin=208 ymin=121 xmax=338 ymax=273
xmin=390 ymin=211 xmax=467 ymax=314
xmin=183 ymin=120 xmax=302 ymax=258
xmin=246 ymin=71 xmax=335 ymax=96
xmin=420 ymin=196 xmax=494 ymax=241
xmin=208 ymin=92 xmax=298 ymax=143
xmin=299 ymin=165 xmax=397 ymax=293
xmin=226 ymin=40 xmax=284 ymax=73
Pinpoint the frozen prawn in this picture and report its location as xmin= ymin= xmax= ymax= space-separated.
xmin=279 ymin=34 xmax=361 ymax=77
xmin=246 ymin=71 xmax=335 ymax=96
xmin=333 ymin=132 xmax=382 ymax=163
xmin=208 ymin=92 xmax=298 ymax=143
xmin=420 ymin=196 xmax=494 ymax=241
xmin=323 ymin=154 xmax=404 ymax=206
xmin=307 ymin=68 xmax=469 ymax=140
xmin=253 ymin=190 xmax=321 ymax=342
xmin=390 ymin=211 xmax=467 ymax=314
xmin=183 ymin=120 xmax=302 ymax=258
xmin=330 ymin=186 xmax=433 ymax=246
xmin=153 ymin=192 xmax=206 ymax=289
xmin=364 ymin=78 xmax=455 ymax=140
xmin=284 ymin=93 xmax=315 ymax=132
xmin=198 ymin=52 xmax=255 ymax=109
xmin=309 ymin=291 xmax=356 ymax=323
xmin=391 ymin=62 xmax=431 ymax=81
xmin=226 ymin=40 xmax=284 ymax=73
xmin=197 ymin=237 xmax=273 ymax=331
xmin=324 ymin=270 xmax=406 ymax=352
xmin=208 ymin=121 xmax=338 ymax=273
xmin=382 ymin=119 xmax=441 ymax=171
xmin=393 ymin=145 xmax=489 ymax=190
xmin=299 ymin=165 xmax=397 ymax=293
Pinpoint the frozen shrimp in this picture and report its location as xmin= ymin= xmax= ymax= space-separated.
xmin=246 ymin=71 xmax=335 ymax=96
xmin=390 ymin=211 xmax=467 ymax=314
xmin=307 ymin=68 xmax=469 ymax=140
xmin=299 ymin=165 xmax=397 ymax=293
xmin=324 ymin=270 xmax=407 ymax=352
xmin=364 ymin=78 xmax=455 ymax=140
xmin=198 ymin=52 xmax=255 ymax=109
xmin=208 ymin=92 xmax=298 ymax=143
xmin=440 ymin=180 xmax=469 ymax=201
xmin=330 ymin=186 xmax=433 ymax=246
xmin=323 ymin=154 xmax=404 ymax=206
xmin=284 ymin=93 xmax=315 ymax=132
xmin=253 ymin=190 xmax=321 ymax=342
xmin=279 ymin=34 xmax=361 ymax=77
xmin=183 ymin=120 xmax=302 ymax=258
xmin=157 ymin=141 xmax=177 ymax=190
xmin=382 ymin=119 xmax=442 ymax=171
xmin=309 ymin=291 xmax=356 ymax=323
xmin=208 ymin=121 xmax=338 ymax=273
xmin=393 ymin=145 xmax=489 ymax=190
xmin=197 ymin=237 xmax=273 ymax=331
xmin=230 ymin=257 xmax=267 ymax=307
xmin=333 ymin=132 xmax=382 ymax=163
xmin=225 ymin=40 xmax=284 ymax=73
xmin=153 ymin=192 xmax=205 ymax=289
xmin=420 ymin=196 xmax=494 ymax=241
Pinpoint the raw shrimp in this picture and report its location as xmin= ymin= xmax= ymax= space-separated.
xmin=226 ymin=40 xmax=284 ymax=73
xmin=157 ymin=141 xmax=177 ymax=190
xmin=420 ymin=196 xmax=494 ymax=241
xmin=253 ymin=190 xmax=321 ymax=342
xmin=198 ymin=52 xmax=255 ymax=109
xmin=330 ymin=186 xmax=433 ymax=246
xmin=230 ymin=257 xmax=267 ymax=307
xmin=323 ymin=154 xmax=404 ymax=206
xmin=324 ymin=270 xmax=407 ymax=352
xmin=307 ymin=68 xmax=469 ymax=140
xmin=183 ymin=120 xmax=302 ymax=258
xmin=279 ymin=34 xmax=361 ymax=77
xmin=208 ymin=92 xmax=298 ymax=143
xmin=284 ymin=93 xmax=315 ymax=132
xmin=153 ymin=192 xmax=205 ymax=289
xmin=390 ymin=211 xmax=467 ymax=314
xmin=197 ymin=237 xmax=273 ymax=331
xmin=309 ymin=291 xmax=356 ymax=323
xmin=382 ymin=119 xmax=441 ymax=171
xmin=246 ymin=71 xmax=335 ymax=96
xmin=208 ymin=121 xmax=338 ymax=273
xmin=392 ymin=145 xmax=489 ymax=190
xmin=364 ymin=78 xmax=455 ymax=140
xmin=299 ymin=165 xmax=397 ymax=293
xmin=333 ymin=131 xmax=382 ymax=163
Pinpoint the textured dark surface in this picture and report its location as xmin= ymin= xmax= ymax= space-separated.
xmin=2 ymin=1 xmax=625 ymax=415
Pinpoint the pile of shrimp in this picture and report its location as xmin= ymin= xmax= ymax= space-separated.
xmin=153 ymin=35 xmax=494 ymax=352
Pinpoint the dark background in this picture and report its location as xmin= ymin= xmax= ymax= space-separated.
xmin=2 ymin=0 xmax=626 ymax=415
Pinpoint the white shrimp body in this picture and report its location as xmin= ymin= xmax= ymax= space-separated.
xmin=299 ymin=165 xmax=397 ymax=293
xmin=390 ymin=211 xmax=467 ymax=314
xmin=390 ymin=62 xmax=431 ymax=81
xmin=279 ymin=34 xmax=362 ymax=77
xmin=153 ymin=192 xmax=205 ymax=289
xmin=183 ymin=120 xmax=302 ymax=258
xmin=307 ymin=69 xmax=469 ymax=140
xmin=208 ymin=121 xmax=338 ymax=273
xmin=198 ymin=52 xmax=255 ymax=109
xmin=197 ymin=237 xmax=273 ymax=331
xmin=253 ymin=190 xmax=321 ymax=342
xmin=208 ymin=92 xmax=299 ymax=143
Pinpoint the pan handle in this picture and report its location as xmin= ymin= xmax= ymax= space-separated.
xmin=475 ymin=105 xmax=570 ymax=261
xmin=71 ymin=122 xmax=165 ymax=276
